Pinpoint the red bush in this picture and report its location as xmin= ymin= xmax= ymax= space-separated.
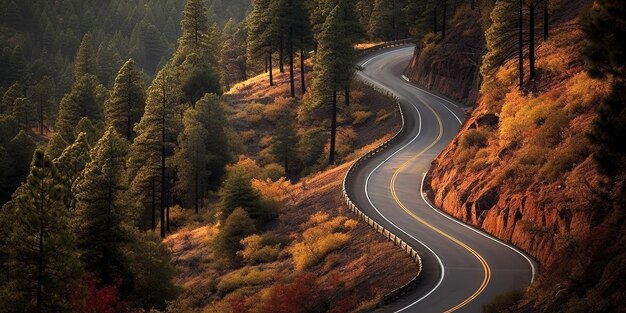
xmin=71 ymin=273 xmax=129 ymax=313
xmin=259 ymin=272 xmax=321 ymax=313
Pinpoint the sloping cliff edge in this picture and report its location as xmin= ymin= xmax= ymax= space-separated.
xmin=415 ymin=1 xmax=625 ymax=311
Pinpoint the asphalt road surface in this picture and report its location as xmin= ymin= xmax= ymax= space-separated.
xmin=347 ymin=46 xmax=537 ymax=313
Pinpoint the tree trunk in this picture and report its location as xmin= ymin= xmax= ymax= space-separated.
xmin=269 ymin=47 xmax=274 ymax=87
xmin=127 ymin=75 xmax=132 ymax=140
xmin=519 ymin=0 xmax=524 ymax=88
xmin=345 ymin=87 xmax=350 ymax=107
xmin=300 ymin=45 xmax=306 ymax=94
xmin=442 ymin=0 xmax=447 ymax=40
xmin=471 ymin=0 xmax=475 ymax=10
xmin=543 ymin=0 xmax=550 ymax=41
xmin=433 ymin=5 xmax=438 ymax=34
xmin=284 ymin=157 xmax=289 ymax=174
xmin=36 ymin=179 xmax=44 ymax=313
xmin=279 ymin=36 xmax=284 ymax=73
xmin=194 ymin=166 xmax=199 ymax=214
xmin=166 ymin=173 xmax=170 ymax=233
xmin=160 ymin=86 xmax=166 ymax=239
xmin=289 ymin=27 xmax=295 ymax=98
xmin=329 ymin=89 xmax=337 ymax=165
xmin=529 ymin=2 xmax=536 ymax=80
xmin=151 ymin=176 xmax=156 ymax=231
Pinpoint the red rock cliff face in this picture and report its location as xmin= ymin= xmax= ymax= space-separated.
xmin=404 ymin=8 xmax=485 ymax=105
xmin=424 ymin=2 xmax=604 ymax=268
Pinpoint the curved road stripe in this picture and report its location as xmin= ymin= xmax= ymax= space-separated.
xmin=387 ymin=96 xmax=491 ymax=312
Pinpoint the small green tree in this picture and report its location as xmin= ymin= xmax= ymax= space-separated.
xmin=54 ymin=132 xmax=91 ymax=210
xmin=220 ymin=169 xmax=262 ymax=220
xmin=213 ymin=208 xmax=256 ymax=263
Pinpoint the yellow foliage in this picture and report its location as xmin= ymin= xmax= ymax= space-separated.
xmin=238 ymin=235 xmax=281 ymax=264
xmin=240 ymin=130 xmax=256 ymax=143
xmin=352 ymin=110 xmax=373 ymax=125
xmin=235 ymin=102 xmax=265 ymax=123
xmin=217 ymin=267 xmax=275 ymax=294
xmin=226 ymin=156 xmax=262 ymax=179
xmin=291 ymin=213 xmax=356 ymax=271
xmin=264 ymin=96 xmax=292 ymax=123
xmin=251 ymin=177 xmax=293 ymax=203
xmin=375 ymin=109 xmax=393 ymax=123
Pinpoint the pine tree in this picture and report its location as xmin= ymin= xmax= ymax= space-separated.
xmin=104 ymin=59 xmax=146 ymax=140
xmin=1 ymin=82 xmax=23 ymax=115
xmin=271 ymin=110 xmax=298 ymax=172
xmin=481 ymin=0 xmax=525 ymax=87
xmin=55 ymin=74 xmax=106 ymax=141
xmin=220 ymin=22 xmax=248 ymax=89
xmin=313 ymin=4 xmax=356 ymax=165
xmin=127 ymin=231 xmax=178 ymax=310
xmin=127 ymin=69 xmax=181 ymax=235
xmin=6 ymin=131 xmax=37 ymax=188
xmin=0 ymin=150 xmax=80 ymax=313
xmin=213 ymin=208 xmax=256 ymax=263
xmin=581 ymin=0 xmax=626 ymax=177
xmin=219 ymin=169 xmax=262 ymax=220
xmin=73 ymin=127 xmax=133 ymax=292
xmin=73 ymin=117 xmax=102 ymax=146
xmin=12 ymin=97 xmax=36 ymax=131
xmin=45 ymin=133 xmax=69 ymax=160
xmin=54 ymin=132 xmax=91 ymax=210
xmin=30 ymin=76 xmax=56 ymax=135
xmin=368 ymin=0 xmax=395 ymax=40
xmin=7 ymin=46 xmax=26 ymax=85
xmin=248 ymin=0 xmax=274 ymax=86
xmin=96 ymin=41 xmax=123 ymax=88
xmin=74 ymin=33 xmax=98 ymax=80
xmin=174 ymin=109 xmax=209 ymax=213
xmin=180 ymin=0 xmax=210 ymax=50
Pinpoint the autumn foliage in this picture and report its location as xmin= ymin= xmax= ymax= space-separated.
xmin=70 ymin=273 xmax=128 ymax=313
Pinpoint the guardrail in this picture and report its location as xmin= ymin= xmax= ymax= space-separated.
xmin=357 ymin=39 xmax=412 ymax=56
xmin=342 ymin=61 xmax=423 ymax=306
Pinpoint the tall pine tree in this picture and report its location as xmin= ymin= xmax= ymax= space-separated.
xmin=0 ymin=150 xmax=79 ymax=313
xmin=104 ymin=59 xmax=147 ymax=140
xmin=55 ymin=74 xmax=107 ymax=141
xmin=73 ymin=127 xmax=133 ymax=292
xmin=312 ymin=4 xmax=356 ymax=165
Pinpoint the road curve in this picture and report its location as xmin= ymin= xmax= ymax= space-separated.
xmin=348 ymin=46 xmax=537 ymax=313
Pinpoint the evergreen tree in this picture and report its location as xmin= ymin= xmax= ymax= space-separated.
xmin=45 ymin=133 xmax=69 ymax=160
xmin=127 ymin=231 xmax=178 ymax=310
xmin=7 ymin=46 xmax=26 ymax=85
xmin=54 ymin=132 xmax=91 ymax=210
xmin=581 ymin=0 xmax=626 ymax=177
xmin=96 ymin=41 xmax=123 ymax=88
xmin=30 ymin=76 xmax=56 ymax=135
xmin=74 ymin=33 xmax=98 ymax=80
xmin=174 ymin=109 xmax=210 ymax=213
xmin=55 ymin=74 xmax=106 ymax=141
xmin=180 ymin=0 xmax=210 ymax=49
xmin=127 ymin=70 xmax=181 ymax=234
xmin=220 ymin=169 xmax=262 ymax=220
xmin=179 ymin=53 xmax=222 ymax=106
xmin=6 ymin=131 xmax=37 ymax=188
xmin=271 ymin=111 xmax=298 ymax=172
xmin=247 ymin=0 xmax=275 ymax=86
xmin=73 ymin=127 xmax=133 ymax=292
xmin=195 ymin=94 xmax=232 ymax=187
xmin=1 ymin=82 xmax=23 ymax=115
xmin=104 ymin=59 xmax=147 ymax=140
xmin=73 ymin=117 xmax=102 ymax=146
xmin=213 ymin=208 xmax=256 ymax=263
xmin=12 ymin=97 xmax=36 ymax=131
xmin=220 ymin=23 xmax=248 ymax=90
xmin=481 ymin=0 xmax=525 ymax=87
xmin=312 ymin=5 xmax=356 ymax=165
xmin=0 ymin=150 xmax=79 ymax=313
xmin=368 ymin=0 xmax=396 ymax=40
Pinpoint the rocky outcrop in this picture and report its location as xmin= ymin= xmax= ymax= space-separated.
xmin=404 ymin=8 xmax=485 ymax=106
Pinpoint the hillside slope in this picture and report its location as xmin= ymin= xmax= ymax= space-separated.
xmin=410 ymin=1 xmax=625 ymax=311
xmin=164 ymin=69 xmax=419 ymax=312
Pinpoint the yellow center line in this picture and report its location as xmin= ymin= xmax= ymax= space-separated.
xmin=388 ymin=96 xmax=491 ymax=312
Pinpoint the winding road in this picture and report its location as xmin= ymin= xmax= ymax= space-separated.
xmin=347 ymin=46 xmax=537 ymax=312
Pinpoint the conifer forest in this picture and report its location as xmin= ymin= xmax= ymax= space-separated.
xmin=0 ymin=0 xmax=624 ymax=312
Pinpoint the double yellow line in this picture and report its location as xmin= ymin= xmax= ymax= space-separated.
xmin=388 ymin=96 xmax=491 ymax=312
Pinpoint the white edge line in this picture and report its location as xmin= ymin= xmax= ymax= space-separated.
xmin=360 ymin=75 xmax=446 ymax=312
xmin=419 ymin=172 xmax=537 ymax=283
